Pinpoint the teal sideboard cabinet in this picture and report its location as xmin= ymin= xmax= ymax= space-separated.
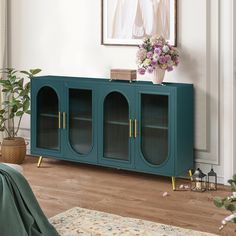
xmin=31 ymin=76 xmax=194 ymax=190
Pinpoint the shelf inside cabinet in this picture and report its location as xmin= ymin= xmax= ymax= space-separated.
xmin=105 ymin=120 xmax=128 ymax=126
xmin=143 ymin=125 xmax=168 ymax=130
xmin=39 ymin=113 xmax=58 ymax=118
xmin=72 ymin=116 xmax=92 ymax=122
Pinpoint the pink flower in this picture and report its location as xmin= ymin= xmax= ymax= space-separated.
xmin=174 ymin=59 xmax=180 ymax=65
xmin=159 ymin=56 xmax=166 ymax=64
xmin=138 ymin=68 xmax=146 ymax=75
xmin=136 ymin=48 xmax=147 ymax=61
xmin=165 ymin=55 xmax=171 ymax=61
xmin=147 ymin=51 xmax=153 ymax=59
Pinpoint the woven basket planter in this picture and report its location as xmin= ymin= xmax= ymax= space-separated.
xmin=1 ymin=137 xmax=26 ymax=164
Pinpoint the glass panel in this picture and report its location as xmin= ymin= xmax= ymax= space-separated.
xmin=69 ymin=89 xmax=92 ymax=155
xmin=104 ymin=92 xmax=129 ymax=160
xmin=37 ymin=87 xmax=59 ymax=150
xmin=141 ymin=94 xmax=168 ymax=165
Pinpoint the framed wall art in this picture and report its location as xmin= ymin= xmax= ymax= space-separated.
xmin=101 ymin=0 xmax=177 ymax=46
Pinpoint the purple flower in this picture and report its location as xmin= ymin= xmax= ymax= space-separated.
xmin=138 ymin=68 xmax=146 ymax=75
xmin=167 ymin=67 xmax=173 ymax=72
xmin=152 ymin=60 xmax=157 ymax=66
xmin=147 ymin=66 xmax=154 ymax=73
xmin=146 ymin=51 xmax=153 ymax=59
xmin=159 ymin=56 xmax=166 ymax=64
xmin=154 ymin=47 xmax=162 ymax=55
xmin=165 ymin=55 xmax=171 ymax=61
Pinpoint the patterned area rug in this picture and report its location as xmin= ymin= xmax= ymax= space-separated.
xmin=50 ymin=207 xmax=218 ymax=236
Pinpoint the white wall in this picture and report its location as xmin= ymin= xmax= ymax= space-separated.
xmin=8 ymin=0 xmax=235 ymax=184
xmin=233 ymin=1 xmax=236 ymax=175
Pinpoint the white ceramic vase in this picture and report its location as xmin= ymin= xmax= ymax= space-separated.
xmin=152 ymin=68 xmax=165 ymax=84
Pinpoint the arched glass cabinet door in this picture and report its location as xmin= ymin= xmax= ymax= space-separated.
xmin=103 ymin=92 xmax=129 ymax=161
xmin=37 ymin=86 xmax=59 ymax=150
xmin=68 ymin=89 xmax=92 ymax=155
xmin=141 ymin=94 xmax=168 ymax=165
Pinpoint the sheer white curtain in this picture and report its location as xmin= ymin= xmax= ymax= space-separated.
xmin=0 ymin=0 xmax=7 ymax=141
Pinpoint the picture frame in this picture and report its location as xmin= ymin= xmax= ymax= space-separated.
xmin=101 ymin=0 xmax=177 ymax=46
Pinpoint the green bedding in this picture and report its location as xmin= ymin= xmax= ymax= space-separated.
xmin=0 ymin=163 xmax=59 ymax=236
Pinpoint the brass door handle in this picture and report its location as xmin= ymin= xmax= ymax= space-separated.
xmin=134 ymin=119 xmax=137 ymax=138
xmin=58 ymin=112 xmax=61 ymax=129
xmin=63 ymin=112 xmax=66 ymax=129
xmin=129 ymin=119 xmax=132 ymax=138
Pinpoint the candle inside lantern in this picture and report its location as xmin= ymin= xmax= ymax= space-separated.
xmin=209 ymin=182 xmax=215 ymax=189
xmin=191 ymin=168 xmax=207 ymax=192
xmin=196 ymin=181 xmax=201 ymax=190
xmin=207 ymin=168 xmax=217 ymax=191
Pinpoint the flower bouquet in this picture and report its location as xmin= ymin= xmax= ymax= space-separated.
xmin=136 ymin=36 xmax=180 ymax=84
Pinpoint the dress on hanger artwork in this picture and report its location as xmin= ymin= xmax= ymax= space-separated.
xmin=102 ymin=0 xmax=176 ymax=46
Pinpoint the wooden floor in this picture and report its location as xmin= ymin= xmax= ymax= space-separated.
xmin=22 ymin=156 xmax=234 ymax=236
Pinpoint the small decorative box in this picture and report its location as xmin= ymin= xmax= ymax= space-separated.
xmin=110 ymin=69 xmax=137 ymax=82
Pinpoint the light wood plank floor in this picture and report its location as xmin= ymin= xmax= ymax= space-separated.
xmin=22 ymin=156 xmax=234 ymax=236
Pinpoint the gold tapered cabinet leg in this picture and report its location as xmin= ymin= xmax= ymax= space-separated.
xmin=37 ymin=156 xmax=43 ymax=168
xmin=189 ymin=169 xmax=193 ymax=180
xmin=171 ymin=176 xmax=176 ymax=191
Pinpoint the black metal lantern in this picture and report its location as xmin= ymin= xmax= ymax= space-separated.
xmin=207 ymin=168 xmax=217 ymax=191
xmin=191 ymin=168 xmax=207 ymax=192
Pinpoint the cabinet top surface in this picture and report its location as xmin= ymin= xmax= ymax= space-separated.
xmin=33 ymin=75 xmax=193 ymax=88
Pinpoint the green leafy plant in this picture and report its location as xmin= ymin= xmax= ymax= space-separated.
xmin=213 ymin=174 xmax=236 ymax=231
xmin=0 ymin=68 xmax=41 ymax=138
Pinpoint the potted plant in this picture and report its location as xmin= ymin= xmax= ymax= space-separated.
xmin=0 ymin=68 xmax=41 ymax=164
xmin=136 ymin=36 xmax=180 ymax=84
xmin=213 ymin=174 xmax=236 ymax=231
